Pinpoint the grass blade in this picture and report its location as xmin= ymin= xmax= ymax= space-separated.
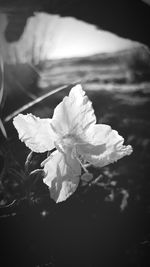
xmin=4 ymin=84 xmax=68 ymax=122
xmin=0 ymin=56 xmax=4 ymax=106
xmin=0 ymin=118 xmax=7 ymax=138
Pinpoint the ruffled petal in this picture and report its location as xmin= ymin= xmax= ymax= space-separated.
xmin=13 ymin=113 xmax=56 ymax=153
xmin=42 ymin=150 xmax=81 ymax=203
xmin=84 ymin=124 xmax=112 ymax=146
xmin=78 ymin=124 xmax=133 ymax=167
xmin=51 ymin=84 xmax=96 ymax=138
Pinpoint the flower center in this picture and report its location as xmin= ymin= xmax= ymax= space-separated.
xmin=54 ymin=134 xmax=76 ymax=154
xmin=62 ymin=134 xmax=75 ymax=147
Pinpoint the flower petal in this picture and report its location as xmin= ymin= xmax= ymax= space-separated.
xmin=78 ymin=124 xmax=133 ymax=167
xmin=84 ymin=124 xmax=112 ymax=146
xmin=42 ymin=150 xmax=81 ymax=203
xmin=13 ymin=113 xmax=56 ymax=153
xmin=51 ymin=84 xmax=96 ymax=137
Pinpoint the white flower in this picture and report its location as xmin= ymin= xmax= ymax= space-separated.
xmin=13 ymin=84 xmax=133 ymax=203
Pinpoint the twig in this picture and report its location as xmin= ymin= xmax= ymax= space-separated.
xmin=0 ymin=199 xmax=17 ymax=209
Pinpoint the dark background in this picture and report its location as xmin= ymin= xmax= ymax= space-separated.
xmin=0 ymin=1 xmax=150 ymax=267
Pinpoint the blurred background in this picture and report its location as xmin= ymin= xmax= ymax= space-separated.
xmin=0 ymin=1 xmax=150 ymax=267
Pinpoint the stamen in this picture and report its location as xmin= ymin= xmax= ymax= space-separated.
xmin=76 ymin=157 xmax=89 ymax=173
xmin=72 ymin=147 xmax=89 ymax=173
